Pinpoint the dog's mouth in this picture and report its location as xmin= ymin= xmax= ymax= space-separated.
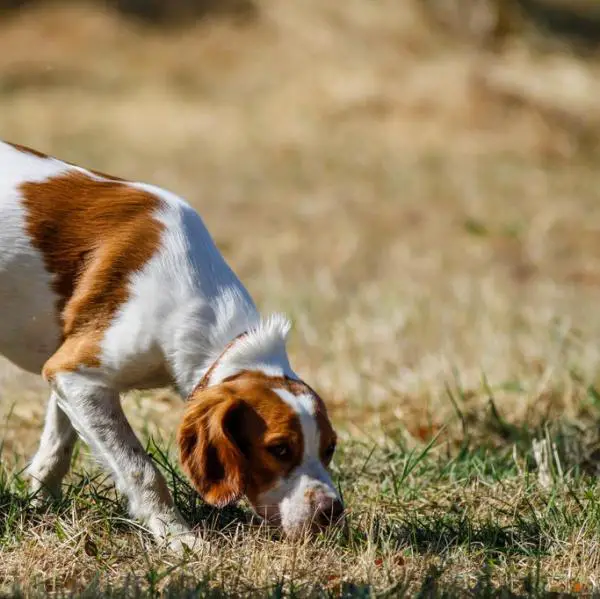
xmin=249 ymin=503 xmax=313 ymax=535
xmin=249 ymin=501 xmax=345 ymax=538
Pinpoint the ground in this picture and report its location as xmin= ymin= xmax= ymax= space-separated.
xmin=2 ymin=1 xmax=600 ymax=596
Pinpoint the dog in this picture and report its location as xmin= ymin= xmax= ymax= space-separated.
xmin=0 ymin=140 xmax=343 ymax=551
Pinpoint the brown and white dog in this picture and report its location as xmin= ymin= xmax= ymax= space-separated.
xmin=0 ymin=141 xmax=343 ymax=551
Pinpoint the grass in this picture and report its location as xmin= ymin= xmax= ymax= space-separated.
xmin=4 ymin=416 xmax=600 ymax=596
xmin=3 ymin=0 xmax=600 ymax=596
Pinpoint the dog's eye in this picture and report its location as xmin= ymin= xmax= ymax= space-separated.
xmin=267 ymin=442 xmax=292 ymax=461
xmin=324 ymin=441 xmax=336 ymax=463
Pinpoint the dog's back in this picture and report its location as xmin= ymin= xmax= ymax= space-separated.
xmin=0 ymin=141 xmax=254 ymax=384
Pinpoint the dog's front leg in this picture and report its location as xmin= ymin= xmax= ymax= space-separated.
xmin=48 ymin=368 xmax=202 ymax=553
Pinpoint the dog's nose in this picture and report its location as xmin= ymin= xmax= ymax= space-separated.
xmin=314 ymin=498 xmax=345 ymax=529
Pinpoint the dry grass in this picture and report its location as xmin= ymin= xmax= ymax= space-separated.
xmin=2 ymin=1 xmax=600 ymax=596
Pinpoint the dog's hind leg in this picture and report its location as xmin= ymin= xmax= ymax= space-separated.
xmin=27 ymin=391 xmax=77 ymax=499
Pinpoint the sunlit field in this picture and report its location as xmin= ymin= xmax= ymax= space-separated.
xmin=2 ymin=1 xmax=600 ymax=596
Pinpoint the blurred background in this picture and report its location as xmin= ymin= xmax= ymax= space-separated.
xmin=2 ymin=0 xmax=600 ymax=455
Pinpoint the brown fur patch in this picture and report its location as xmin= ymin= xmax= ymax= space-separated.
xmin=222 ymin=370 xmax=338 ymax=465
xmin=87 ymin=168 xmax=125 ymax=182
xmin=7 ymin=140 xmax=124 ymax=181
xmin=7 ymin=141 xmax=48 ymax=159
xmin=20 ymin=170 xmax=163 ymax=377
xmin=178 ymin=371 xmax=306 ymax=507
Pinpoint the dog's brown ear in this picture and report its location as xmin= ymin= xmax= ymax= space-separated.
xmin=177 ymin=389 xmax=248 ymax=508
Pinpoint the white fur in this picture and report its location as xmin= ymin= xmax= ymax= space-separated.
xmin=98 ymin=184 xmax=294 ymax=394
xmin=0 ymin=145 xmax=68 ymax=372
xmin=205 ymin=314 xmax=295 ymax=386
xmin=0 ymin=140 xmax=335 ymax=550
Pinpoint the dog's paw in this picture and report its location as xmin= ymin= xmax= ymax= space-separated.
xmin=166 ymin=531 xmax=210 ymax=555
xmin=28 ymin=483 xmax=62 ymax=508
xmin=147 ymin=512 xmax=209 ymax=555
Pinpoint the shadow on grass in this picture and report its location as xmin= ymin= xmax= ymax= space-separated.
xmin=1 ymin=564 xmax=581 ymax=599
xmin=0 ymin=437 xmax=264 ymax=547
xmin=0 ymin=463 xmax=256 ymax=545
xmin=0 ymin=469 xmax=145 ymax=540
xmin=346 ymin=511 xmax=548 ymax=560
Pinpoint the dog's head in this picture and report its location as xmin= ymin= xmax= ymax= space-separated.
xmin=177 ymin=370 xmax=343 ymax=537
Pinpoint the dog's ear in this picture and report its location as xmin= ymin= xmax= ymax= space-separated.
xmin=177 ymin=389 xmax=248 ymax=508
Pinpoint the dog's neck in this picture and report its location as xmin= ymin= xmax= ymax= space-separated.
xmin=169 ymin=292 xmax=296 ymax=397
xmin=189 ymin=319 xmax=297 ymax=397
